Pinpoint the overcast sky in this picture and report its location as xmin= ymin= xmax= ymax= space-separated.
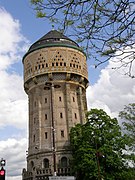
xmin=0 ymin=1 xmax=135 ymax=179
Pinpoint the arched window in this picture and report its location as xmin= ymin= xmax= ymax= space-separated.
xmin=43 ymin=158 xmax=49 ymax=168
xmin=61 ymin=157 xmax=68 ymax=167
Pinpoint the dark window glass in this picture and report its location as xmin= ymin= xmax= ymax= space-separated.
xmin=44 ymin=158 xmax=49 ymax=168
xmin=61 ymin=157 xmax=67 ymax=167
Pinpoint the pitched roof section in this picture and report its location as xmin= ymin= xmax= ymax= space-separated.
xmin=28 ymin=30 xmax=79 ymax=52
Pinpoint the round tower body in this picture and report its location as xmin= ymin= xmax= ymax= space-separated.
xmin=22 ymin=30 xmax=88 ymax=179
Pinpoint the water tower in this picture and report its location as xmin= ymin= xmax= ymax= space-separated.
xmin=22 ymin=30 xmax=88 ymax=180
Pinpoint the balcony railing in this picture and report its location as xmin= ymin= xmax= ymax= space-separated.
xmin=57 ymin=167 xmax=71 ymax=176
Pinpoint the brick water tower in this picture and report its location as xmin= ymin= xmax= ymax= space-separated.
xmin=22 ymin=30 xmax=88 ymax=180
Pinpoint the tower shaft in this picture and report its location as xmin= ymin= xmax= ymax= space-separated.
xmin=22 ymin=31 xmax=88 ymax=180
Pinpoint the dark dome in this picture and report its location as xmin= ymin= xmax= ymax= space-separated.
xmin=28 ymin=30 xmax=79 ymax=52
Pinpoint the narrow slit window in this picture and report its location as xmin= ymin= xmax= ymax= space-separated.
xmin=45 ymin=98 xmax=47 ymax=103
xmin=45 ymin=114 xmax=47 ymax=120
xmin=75 ymin=113 xmax=77 ymax=119
xmin=60 ymin=112 xmax=63 ymax=118
xmin=45 ymin=132 xmax=48 ymax=139
xmin=59 ymin=97 xmax=62 ymax=102
xmin=61 ymin=130 xmax=64 ymax=137
xmin=33 ymin=135 xmax=35 ymax=142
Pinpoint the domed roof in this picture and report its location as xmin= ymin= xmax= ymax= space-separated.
xmin=28 ymin=30 xmax=79 ymax=52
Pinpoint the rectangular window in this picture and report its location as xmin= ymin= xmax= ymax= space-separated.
xmin=59 ymin=97 xmax=62 ymax=102
xmin=45 ymin=98 xmax=47 ymax=103
xmin=45 ymin=132 xmax=48 ymax=139
xmin=60 ymin=112 xmax=63 ymax=118
xmin=45 ymin=114 xmax=47 ymax=120
xmin=61 ymin=130 xmax=64 ymax=137
xmin=33 ymin=135 xmax=35 ymax=142
xmin=73 ymin=97 xmax=75 ymax=102
xmin=75 ymin=113 xmax=77 ymax=119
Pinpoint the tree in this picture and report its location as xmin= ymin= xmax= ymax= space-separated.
xmin=30 ymin=0 xmax=135 ymax=78
xmin=119 ymin=103 xmax=135 ymax=150
xmin=70 ymin=109 xmax=135 ymax=180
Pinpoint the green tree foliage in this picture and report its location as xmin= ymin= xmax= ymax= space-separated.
xmin=119 ymin=103 xmax=135 ymax=150
xmin=30 ymin=0 xmax=135 ymax=78
xmin=70 ymin=109 xmax=135 ymax=180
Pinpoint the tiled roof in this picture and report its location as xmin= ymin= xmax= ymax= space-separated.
xmin=28 ymin=30 xmax=79 ymax=52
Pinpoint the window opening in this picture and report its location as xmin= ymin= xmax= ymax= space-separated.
xmin=45 ymin=114 xmax=47 ymax=120
xmin=61 ymin=157 xmax=67 ymax=167
xmin=45 ymin=132 xmax=48 ymax=139
xmin=60 ymin=112 xmax=63 ymax=118
xmin=61 ymin=130 xmax=64 ymax=137
xmin=33 ymin=135 xmax=35 ymax=142
xmin=75 ymin=113 xmax=77 ymax=119
xmin=44 ymin=158 xmax=49 ymax=168
xmin=45 ymin=98 xmax=47 ymax=103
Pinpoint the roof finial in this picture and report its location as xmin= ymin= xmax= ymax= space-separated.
xmin=52 ymin=24 xmax=54 ymax=30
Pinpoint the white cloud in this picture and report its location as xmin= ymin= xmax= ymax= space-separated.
xmin=0 ymin=70 xmax=28 ymax=129
xmin=0 ymin=138 xmax=27 ymax=179
xmin=0 ymin=7 xmax=29 ymax=70
xmin=0 ymin=7 xmax=29 ymax=129
xmin=87 ymin=49 xmax=135 ymax=118
xmin=0 ymin=7 xmax=29 ymax=179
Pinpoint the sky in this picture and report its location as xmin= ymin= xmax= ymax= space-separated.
xmin=0 ymin=1 xmax=134 ymax=179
